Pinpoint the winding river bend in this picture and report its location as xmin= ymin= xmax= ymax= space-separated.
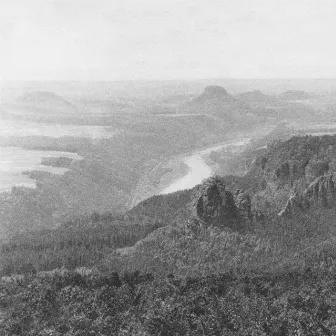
xmin=160 ymin=138 xmax=250 ymax=194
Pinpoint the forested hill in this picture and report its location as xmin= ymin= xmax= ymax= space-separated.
xmin=3 ymin=134 xmax=336 ymax=278
xmin=4 ymin=134 xmax=336 ymax=334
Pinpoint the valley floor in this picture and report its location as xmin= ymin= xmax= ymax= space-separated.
xmin=160 ymin=137 xmax=251 ymax=194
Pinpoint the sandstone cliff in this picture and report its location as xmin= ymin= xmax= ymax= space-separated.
xmin=191 ymin=177 xmax=251 ymax=231
xmin=278 ymin=174 xmax=336 ymax=217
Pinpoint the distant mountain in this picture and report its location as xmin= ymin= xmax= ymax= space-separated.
xmin=16 ymin=91 xmax=78 ymax=114
xmin=188 ymin=85 xmax=240 ymax=107
xmin=236 ymin=90 xmax=279 ymax=104
xmin=179 ymin=85 xmax=253 ymax=125
xmin=279 ymin=90 xmax=311 ymax=101
xmin=235 ymin=89 xmax=317 ymax=120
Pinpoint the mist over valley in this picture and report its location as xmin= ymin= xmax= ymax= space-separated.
xmin=3 ymin=1 xmax=336 ymax=332
xmin=1 ymin=80 xmax=336 ymax=237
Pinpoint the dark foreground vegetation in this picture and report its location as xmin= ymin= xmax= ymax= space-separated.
xmin=0 ymin=189 xmax=192 ymax=277
xmin=2 ymin=205 xmax=336 ymax=335
xmin=1 ymin=268 xmax=336 ymax=335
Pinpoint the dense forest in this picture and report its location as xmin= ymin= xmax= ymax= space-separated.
xmin=2 ymin=269 xmax=336 ymax=335
xmin=3 ymin=134 xmax=336 ymax=334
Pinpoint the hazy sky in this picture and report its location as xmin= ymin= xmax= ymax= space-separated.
xmin=1 ymin=0 xmax=336 ymax=81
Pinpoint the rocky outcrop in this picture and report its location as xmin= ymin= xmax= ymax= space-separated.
xmin=278 ymin=192 xmax=305 ymax=217
xmin=194 ymin=177 xmax=237 ymax=227
xmin=278 ymin=174 xmax=336 ymax=217
xmin=235 ymin=190 xmax=252 ymax=222
xmin=303 ymin=174 xmax=335 ymax=207
xmin=192 ymin=177 xmax=251 ymax=231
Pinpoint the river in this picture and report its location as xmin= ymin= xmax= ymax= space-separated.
xmin=160 ymin=138 xmax=250 ymax=194
xmin=159 ymin=122 xmax=336 ymax=195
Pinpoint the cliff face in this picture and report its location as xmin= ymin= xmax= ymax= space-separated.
xmin=278 ymin=174 xmax=336 ymax=217
xmin=258 ymin=157 xmax=329 ymax=191
xmin=235 ymin=190 xmax=252 ymax=222
xmin=192 ymin=177 xmax=251 ymax=231
xmin=302 ymin=174 xmax=336 ymax=208
xmin=251 ymin=136 xmax=336 ymax=182
xmin=231 ymin=136 xmax=336 ymax=218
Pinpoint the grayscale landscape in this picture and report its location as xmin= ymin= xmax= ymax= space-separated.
xmin=2 ymin=1 xmax=336 ymax=335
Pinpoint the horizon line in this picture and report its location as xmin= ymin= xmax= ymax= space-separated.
xmin=4 ymin=77 xmax=336 ymax=83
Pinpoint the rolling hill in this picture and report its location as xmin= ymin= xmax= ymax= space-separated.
xmin=16 ymin=91 xmax=79 ymax=114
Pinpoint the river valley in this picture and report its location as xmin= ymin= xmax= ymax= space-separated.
xmin=160 ymin=138 xmax=251 ymax=194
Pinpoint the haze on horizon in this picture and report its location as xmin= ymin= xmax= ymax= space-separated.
xmin=1 ymin=0 xmax=336 ymax=81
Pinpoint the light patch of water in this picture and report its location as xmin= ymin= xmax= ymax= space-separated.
xmin=0 ymin=147 xmax=82 ymax=192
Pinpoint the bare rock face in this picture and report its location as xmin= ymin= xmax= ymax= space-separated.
xmin=193 ymin=177 xmax=243 ymax=230
xmin=303 ymin=174 xmax=335 ymax=207
xmin=278 ymin=192 xmax=305 ymax=217
xmin=235 ymin=190 xmax=252 ymax=222
xmin=278 ymin=174 xmax=336 ymax=217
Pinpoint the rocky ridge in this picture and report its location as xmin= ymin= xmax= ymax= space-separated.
xmin=191 ymin=176 xmax=252 ymax=231
xmin=279 ymin=174 xmax=336 ymax=217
